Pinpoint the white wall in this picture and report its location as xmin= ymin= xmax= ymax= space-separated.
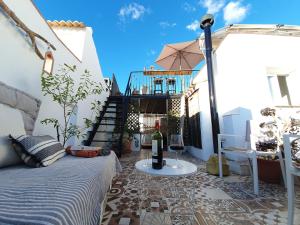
xmin=51 ymin=26 xmax=86 ymax=61
xmin=0 ymin=0 xmax=109 ymax=145
xmin=188 ymin=74 xmax=214 ymax=161
xmin=215 ymin=34 xmax=300 ymax=120
xmin=191 ymin=32 xmax=300 ymax=160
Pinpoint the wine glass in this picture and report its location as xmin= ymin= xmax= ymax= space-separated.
xmin=169 ymin=134 xmax=184 ymax=168
xmin=141 ymin=134 xmax=152 ymax=167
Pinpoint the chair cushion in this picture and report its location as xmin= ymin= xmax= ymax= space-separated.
xmin=13 ymin=135 xmax=66 ymax=167
xmin=0 ymin=104 xmax=25 ymax=168
xmin=223 ymin=146 xmax=248 ymax=151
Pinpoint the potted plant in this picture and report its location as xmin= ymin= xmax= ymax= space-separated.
xmin=41 ymin=64 xmax=103 ymax=146
xmin=257 ymin=107 xmax=300 ymax=183
xmin=122 ymin=123 xmax=134 ymax=154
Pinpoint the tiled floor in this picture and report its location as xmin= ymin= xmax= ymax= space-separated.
xmin=101 ymin=150 xmax=300 ymax=225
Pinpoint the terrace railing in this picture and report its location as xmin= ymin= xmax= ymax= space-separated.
xmin=124 ymin=70 xmax=199 ymax=97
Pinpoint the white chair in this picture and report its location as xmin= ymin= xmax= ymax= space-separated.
xmin=218 ymin=120 xmax=286 ymax=195
xmin=218 ymin=134 xmax=259 ymax=194
xmin=283 ymin=134 xmax=300 ymax=225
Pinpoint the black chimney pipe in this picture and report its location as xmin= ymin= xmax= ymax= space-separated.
xmin=200 ymin=14 xmax=220 ymax=153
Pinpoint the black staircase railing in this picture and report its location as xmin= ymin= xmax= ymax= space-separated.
xmin=83 ymin=99 xmax=110 ymax=146
xmin=117 ymin=72 xmax=133 ymax=157
xmin=83 ymin=74 xmax=122 ymax=148
xmin=110 ymin=74 xmax=121 ymax=96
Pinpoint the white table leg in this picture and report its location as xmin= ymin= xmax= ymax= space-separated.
xmin=218 ymin=150 xmax=223 ymax=178
xmin=252 ymin=154 xmax=259 ymax=195
xmin=287 ymin=172 xmax=295 ymax=225
xmin=278 ymin=151 xmax=287 ymax=188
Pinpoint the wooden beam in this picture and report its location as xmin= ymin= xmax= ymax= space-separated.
xmin=0 ymin=0 xmax=56 ymax=60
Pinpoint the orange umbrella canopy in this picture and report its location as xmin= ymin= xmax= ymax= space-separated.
xmin=155 ymin=40 xmax=204 ymax=70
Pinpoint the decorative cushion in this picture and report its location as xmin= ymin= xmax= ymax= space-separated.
xmin=65 ymin=146 xmax=110 ymax=158
xmin=13 ymin=135 xmax=66 ymax=167
xmin=10 ymin=136 xmax=41 ymax=168
xmin=0 ymin=104 xmax=24 ymax=168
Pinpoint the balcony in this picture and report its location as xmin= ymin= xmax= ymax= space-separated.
xmin=124 ymin=70 xmax=199 ymax=98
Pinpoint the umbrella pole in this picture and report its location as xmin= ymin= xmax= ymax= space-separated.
xmin=200 ymin=14 xmax=220 ymax=154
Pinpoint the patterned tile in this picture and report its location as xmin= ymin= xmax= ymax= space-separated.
xmin=101 ymin=150 xmax=300 ymax=225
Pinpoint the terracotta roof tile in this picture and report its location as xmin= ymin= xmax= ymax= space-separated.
xmin=47 ymin=20 xmax=85 ymax=28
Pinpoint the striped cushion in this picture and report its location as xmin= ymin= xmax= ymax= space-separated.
xmin=15 ymin=135 xmax=66 ymax=166
xmin=10 ymin=136 xmax=41 ymax=168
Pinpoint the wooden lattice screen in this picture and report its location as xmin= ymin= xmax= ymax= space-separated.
xmin=167 ymin=98 xmax=181 ymax=143
xmin=125 ymin=97 xmax=191 ymax=146
xmin=126 ymin=100 xmax=140 ymax=133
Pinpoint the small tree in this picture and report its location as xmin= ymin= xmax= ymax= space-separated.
xmin=41 ymin=64 xmax=103 ymax=146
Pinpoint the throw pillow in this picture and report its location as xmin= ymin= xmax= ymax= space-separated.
xmin=13 ymin=135 xmax=66 ymax=167
xmin=10 ymin=135 xmax=41 ymax=168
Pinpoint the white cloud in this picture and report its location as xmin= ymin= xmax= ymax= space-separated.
xmin=118 ymin=3 xmax=148 ymax=22
xmin=159 ymin=21 xmax=177 ymax=29
xmin=223 ymin=1 xmax=250 ymax=24
xmin=147 ymin=49 xmax=156 ymax=56
xmin=200 ymin=0 xmax=225 ymax=14
xmin=186 ymin=20 xmax=200 ymax=31
xmin=182 ymin=2 xmax=197 ymax=12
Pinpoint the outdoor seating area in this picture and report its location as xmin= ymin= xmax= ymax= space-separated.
xmin=101 ymin=150 xmax=300 ymax=225
xmin=1 ymin=1 xmax=300 ymax=225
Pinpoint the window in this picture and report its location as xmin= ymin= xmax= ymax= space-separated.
xmin=189 ymin=112 xmax=202 ymax=148
xmin=268 ymin=75 xmax=291 ymax=106
xmin=188 ymin=90 xmax=202 ymax=148
xmin=43 ymin=51 xmax=54 ymax=74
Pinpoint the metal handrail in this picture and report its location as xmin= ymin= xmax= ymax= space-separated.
xmin=124 ymin=71 xmax=134 ymax=97
xmin=124 ymin=70 xmax=199 ymax=96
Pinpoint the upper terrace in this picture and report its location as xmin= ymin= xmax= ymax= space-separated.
xmin=124 ymin=69 xmax=199 ymax=98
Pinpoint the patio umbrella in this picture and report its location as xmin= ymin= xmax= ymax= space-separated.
xmin=155 ymin=40 xmax=203 ymax=70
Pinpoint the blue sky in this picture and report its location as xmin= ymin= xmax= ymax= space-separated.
xmin=35 ymin=0 xmax=300 ymax=91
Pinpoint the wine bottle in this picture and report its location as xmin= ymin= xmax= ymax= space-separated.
xmin=152 ymin=120 xmax=163 ymax=169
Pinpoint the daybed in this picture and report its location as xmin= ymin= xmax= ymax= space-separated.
xmin=0 ymin=82 xmax=121 ymax=225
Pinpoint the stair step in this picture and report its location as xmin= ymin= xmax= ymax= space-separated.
xmin=105 ymin=111 xmax=123 ymax=114
xmin=101 ymin=116 xmax=122 ymax=119
xmin=96 ymin=130 xmax=121 ymax=134
xmin=109 ymin=96 xmax=123 ymax=100
xmin=92 ymin=140 xmax=118 ymax=143
xmin=109 ymin=99 xmax=123 ymax=103
xmin=107 ymin=105 xmax=117 ymax=108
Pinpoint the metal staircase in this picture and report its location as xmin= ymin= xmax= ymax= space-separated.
xmin=83 ymin=96 xmax=128 ymax=157
xmin=83 ymin=74 xmax=130 ymax=157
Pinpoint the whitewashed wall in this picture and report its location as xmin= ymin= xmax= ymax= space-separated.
xmin=0 ymin=0 xmax=109 ymax=145
xmin=190 ymin=33 xmax=300 ymax=160
xmin=189 ymin=73 xmax=214 ymax=161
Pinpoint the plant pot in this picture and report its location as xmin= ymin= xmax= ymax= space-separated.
xmin=122 ymin=140 xmax=132 ymax=154
xmin=257 ymin=158 xmax=282 ymax=184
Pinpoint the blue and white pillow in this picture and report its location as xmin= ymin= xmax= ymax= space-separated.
xmin=14 ymin=135 xmax=66 ymax=167
xmin=10 ymin=136 xmax=41 ymax=168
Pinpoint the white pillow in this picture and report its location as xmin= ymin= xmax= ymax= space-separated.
xmin=0 ymin=104 xmax=26 ymax=168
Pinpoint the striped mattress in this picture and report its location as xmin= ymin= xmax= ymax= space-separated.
xmin=0 ymin=152 xmax=122 ymax=225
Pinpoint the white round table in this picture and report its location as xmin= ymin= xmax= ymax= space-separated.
xmin=135 ymin=158 xmax=197 ymax=176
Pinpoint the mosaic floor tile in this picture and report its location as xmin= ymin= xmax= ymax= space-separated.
xmin=101 ymin=150 xmax=300 ymax=225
